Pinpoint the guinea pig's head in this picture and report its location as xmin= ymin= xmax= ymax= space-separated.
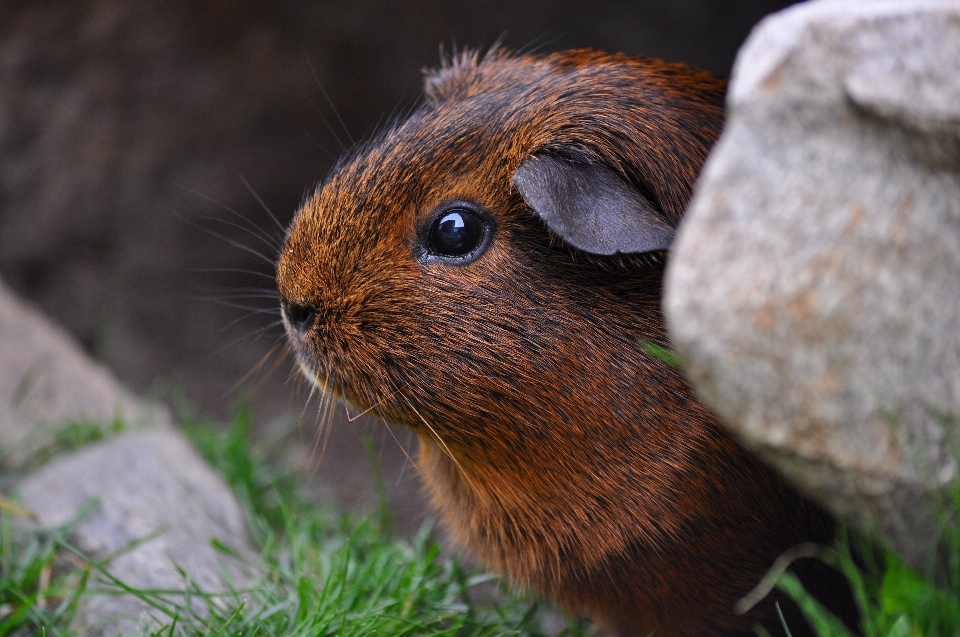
xmin=275 ymin=48 xmax=726 ymax=458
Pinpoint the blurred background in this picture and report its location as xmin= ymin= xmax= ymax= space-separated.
xmin=0 ymin=0 xmax=797 ymax=534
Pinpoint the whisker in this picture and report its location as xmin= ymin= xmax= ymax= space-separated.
xmin=380 ymin=418 xmax=422 ymax=483
xmin=228 ymin=341 xmax=289 ymax=394
xmin=176 ymin=211 xmax=277 ymax=268
xmin=288 ymin=359 xmax=324 ymax=462
xmin=222 ymin=308 xmax=280 ymax=332
xmin=289 ymin=355 xmax=425 ymax=492
xmin=305 ymin=132 xmax=340 ymax=163
xmin=175 ymin=185 xmax=284 ymax=253
xmin=344 ymin=380 xmax=406 ymax=422
xmin=249 ymin=343 xmax=294 ymax=395
xmin=304 ymin=93 xmax=349 ymax=154
xmin=199 ymin=215 xmax=281 ymax=256
xmin=193 ymin=267 xmax=277 ymax=281
xmin=318 ymin=394 xmax=337 ymax=458
xmin=402 ymin=395 xmax=479 ymax=495
xmin=394 ymin=428 xmax=419 ymax=487
xmin=216 ymin=321 xmax=285 ymax=351
xmin=287 ymin=362 xmax=305 ymax=386
xmin=299 ymin=364 xmax=321 ymax=420
xmin=199 ymin=284 xmax=280 ymax=295
xmin=300 ymin=44 xmax=355 ymax=147
xmin=238 ymin=173 xmax=287 ymax=235
xmin=307 ymin=366 xmax=336 ymax=471
xmin=195 ymin=291 xmax=280 ymax=302
xmin=364 ymin=376 xmax=422 ymax=481
xmin=203 ymin=293 xmax=281 ymax=302
xmin=302 ymin=386 xmax=319 ymax=420
xmin=212 ymin=330 xmax=286 ymax=364
xmin=190 ymin=298 xmax=279 ymax=314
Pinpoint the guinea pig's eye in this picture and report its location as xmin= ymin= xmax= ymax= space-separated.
xmin=420 ymin=203 xmax=493 ymax=264
xmin=431 ymin=210 xmax=481 ymax=255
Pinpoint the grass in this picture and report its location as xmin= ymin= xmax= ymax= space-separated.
xmin=0 ymin=408 xmax=591 ymax=636
xmin=5 ymin=407 xmax=960 ymax=637
xmin=0 ymin=502 xmax=92 ymax=636
xmin=777 ymin=488 xmax=960 ymax=637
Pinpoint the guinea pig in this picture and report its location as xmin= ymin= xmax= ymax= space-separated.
xmin=275 ymin=48 xmax=853 ymax=636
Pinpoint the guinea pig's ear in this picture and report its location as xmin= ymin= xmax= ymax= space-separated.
xmin=511 ymin=156 xmax=676 ymax=256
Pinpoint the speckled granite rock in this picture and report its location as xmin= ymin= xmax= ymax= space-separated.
xmin=17 ymin=428 xmax=255 ymax=636
xmin=665 ymin=0 xmax=960 ymax=571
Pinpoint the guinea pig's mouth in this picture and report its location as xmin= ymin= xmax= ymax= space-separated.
xmin=280 ymin=304 xmax=333 ymax=390
xmin=294 ymin=354 xmax=392 ymax=425
xmin=290 ymin=345 xmax=363 ymax=405
xmin=292 ymin=352 xmax=337 ymax=396
xmin=281 ymin=313 xmax=375 ymax=416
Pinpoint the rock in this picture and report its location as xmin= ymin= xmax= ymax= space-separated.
xmin=665 ymin=0 xmax=960 ymax=572
xmin=17 ymin=428 xmax=255 ymax=636
xmin=0 ymin=276 xmax=172 ymax=468
xmin=1 ymin=277 xmax=255 ymax=634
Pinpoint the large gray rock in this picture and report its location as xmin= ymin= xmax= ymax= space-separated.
xmin=665 ymin=0 xmax=960 ymax=572
xmin=17 ymin=428 xmax=255 ymax=636
xmin=0 ymin=277 xmax=172 ymax=467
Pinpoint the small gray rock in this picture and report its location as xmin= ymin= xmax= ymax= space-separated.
xmin=17 ymin=428 xmax=255 ymax=636
xmin=665 ymin=0 xmax=960 ymax=571
xmin=0 ymin=277 xmax=172 ymax=466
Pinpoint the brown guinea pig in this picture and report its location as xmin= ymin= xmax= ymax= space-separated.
xmin=275 ymin=48 xmax=852 ymax=636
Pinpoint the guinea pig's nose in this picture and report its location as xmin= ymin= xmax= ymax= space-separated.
xmin=283 ymin=302 xmax=316 ymax=334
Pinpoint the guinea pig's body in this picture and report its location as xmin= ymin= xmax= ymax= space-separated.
xmin=276 ymin=49 xmax=850 ymax=636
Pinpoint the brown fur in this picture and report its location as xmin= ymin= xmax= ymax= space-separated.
xmin=275 ymin=48 xmax=850 ymax=636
